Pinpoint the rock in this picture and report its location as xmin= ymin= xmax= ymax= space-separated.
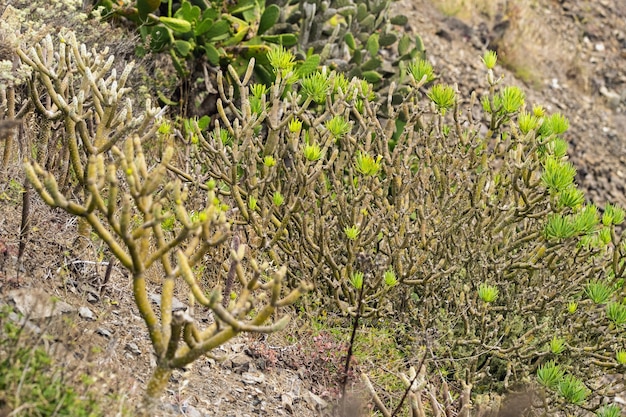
xmin=149 ymin=292 xmax=186 ymax=311
xmin=303 ymin=391 xmax=328 ymax=410
xmin=7 ymin=288 xmax=75 ymax=319
xmin=226 ymin=354 xmax=251 ymax=373
xmin=241 ymin=371 xmax=265 ymax=384
xmin=125 ymin=342 xmax=141 ymax=356
xmin=79 ymin=306 xmax=95 ymax=320
xmin=281 ymin=393 xmax=294 ymax=413
xmin=96 ymin=327 xmax=113 ymax=338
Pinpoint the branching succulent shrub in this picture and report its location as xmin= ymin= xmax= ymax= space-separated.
xmin=17 ymin=31 xmax=310 ymax=413
xmin=176 ymin=48 xmax=626 ymax=415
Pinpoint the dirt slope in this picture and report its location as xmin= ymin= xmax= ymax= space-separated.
xmin=1 ymin=1 xmax=625 ymax=416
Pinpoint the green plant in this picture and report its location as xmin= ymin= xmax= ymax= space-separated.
xmin=548 ymin=336 xmax=566 ymax=355
xmin=606 ymin=302 xmax=626 ymax=326
xmin=585 ymin=280 xmax=613 ymax=304
xmin=596 ymin=404 xmax=622 ymax=417
xmin=477 ymin=283 xmax=499 ymax=303
xmin=557 ymin=374 xmax=589 ymax=405
xmin=19 ymin=31 xmax=310 ymax=414
xmin=176 ymin=47 xmax=626 ymax=415
xmin=0 ymin=306 xmax=105 ymax=416
xmin=102 ymin=0 xmax=299 ymax=80
xmin=288 ymin=0 xmax=425 ymax=89
xmin=537 ymin=360 xmax=564 ymax=390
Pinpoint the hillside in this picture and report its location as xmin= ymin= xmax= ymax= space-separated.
xmin=1 ymin=1 xmax=625 ymax=416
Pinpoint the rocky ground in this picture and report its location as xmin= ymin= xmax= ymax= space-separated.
xmin=1 ymin=0 xmax=625 ymax=416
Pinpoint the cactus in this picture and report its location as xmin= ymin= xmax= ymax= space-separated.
xmin=18 ymin=31 xmax=310 ymax=413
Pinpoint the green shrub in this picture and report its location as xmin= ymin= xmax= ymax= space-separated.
xmin=177 ymin=48 xmax=626 ymax=415
xmin=0 ymin=306 xmax=104 ymax=417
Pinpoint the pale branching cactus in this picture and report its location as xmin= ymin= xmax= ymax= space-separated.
xmin=15 ymin=29 xmax=158 ymax=182
xmin=179 ymin=49 xmax=626 ymax=415
xmin=20 ymin=34 xmax=310 ymax=413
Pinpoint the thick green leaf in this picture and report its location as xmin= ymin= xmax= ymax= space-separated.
xmin=198 ymin=115 xmax=211 ymax=129
xmin=390 ymin=15 xmax=408 ymax=25
xmin=229 ymin=0 xmax=256 ymax=15
xmin=297 ymin=54 xmax=320 ymax=77
xmin=203 ymin=43 xmax=221 ymax=65
xmin=160 ymin=17 xmax=192 ymax=33
xmin=362 ymin=70 xmax=382 ymax=83
xmin=360 ymin=15 xmax=375 ymax=31
xmin=203 ymin=20 xmax=230 ymax=41
xmin=344 ymin=32 xmax=356 ymax=50
xmin=137 ymin=0 xmax=160 ymax=20
xmin=175 ymin=2 xmax=201 ymax=22
xmin=398 ymin=34 xmax=411 ymax=56
xmin=379 ymin=32 xmax=397 ymax=47
xmin=261 ymin=33 xmax=298 ymax=46
xmin=195 ymin=18 xmax=214 ymax=36
xmin=351 ymin=49 xmax=363 ymax=65
xmin=356 ymin=3 xmax=368 ymax=21
xmin=259 ymin=4 xmax=280 ymax=35
xmin=174 ymin=40 xmax=192 ymax=56
xmin=361 ymin=57 xmax=382 ymax=71
xmin=366 ymin=33 xmax=379 ymax=56
xmin=202 ymin=7 xmax=218 ymax=20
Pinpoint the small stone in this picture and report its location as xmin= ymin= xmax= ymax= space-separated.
xmin=125 ymin=342 xmax=141 ymax=356
xmin=79 ymin=306 xmax=95 ymax=320
xmin=304 ymin=391 xmax=328 ymax=410
xmin=242 ymin=371 xmax=265 ymax=384
xmin=281 ymin=393 xmax=294 ymax=413
xmin=149 ymin=293 xmax=186 ymax=311
xmin=8 ymin=289 xmax=75 ymax=319
xmin=595 ymin=43 xmax=605 ymax=52
xmin=96 ymin=327 xmax=112 ymax=338
xmin=229 ymin=354 xmax=251 ymax=373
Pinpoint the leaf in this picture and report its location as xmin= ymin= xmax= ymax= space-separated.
xmin=174 ymin=2 xmax=201 ymax=22
xmin=366 ymin=33 xmax=379 ymax=56
xmin=390 ymin=15 xmax=408 ymax=25
xmin=174 ymin=40 xmax=193 ymax=57
xmin=137 ymin=0 xmax=160 ymax=20
xmin=351 ymin=49 xmax=363 ymax=65
xmin=203 ymin=43 xmax=221 ymax=65
xmin=361 ymin=57 xmax=382 ymax=71
xmin=203 ymin=20 xmax=230 ymax=41
xmin=147 ymin=26 xmax=171 ymax=51
xmin=344 ymin=32 xmax=356 ymax=50
xmin=356 ymin=3 xmax=368 ymax=21
xmin=160 ymin=17 xmax=192 ymax=33
xmin=398 ymin=34 xmax=411 ymax=56
xmin=229 ymin=0 xmax=256 ymax=15
xmin=379 ymin=32 xmax=397 ymax=47
xmin=261 ymin=34 xmax=298 ymax=46
xmin=259 ymin=4 xmax=280 ymax=35
xmin=359 ymin=15 xmax=375 ymax=31
xmin=195 ymin=18 xmax=214 ymax=36
xmin=362 ymin=70 xmax=383 ymax=83
xmin=198 ymin=116 xmax=211 ymax=130
xmin=297 ymin=54 xmax=320 ymax=77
